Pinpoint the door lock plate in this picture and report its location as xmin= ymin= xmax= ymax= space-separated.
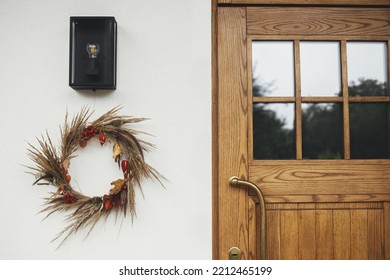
xmin=228 ymin=247 xmax=241 ymax=260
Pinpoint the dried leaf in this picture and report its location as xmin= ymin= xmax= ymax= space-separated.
xmin=112 ymin=142 xmax=122 ymax=162
xmin=109 ymin=178 xmax=125 ymax=195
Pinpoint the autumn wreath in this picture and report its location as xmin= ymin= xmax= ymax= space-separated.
xmin=27 ymin=107 xmax=164 ymax=247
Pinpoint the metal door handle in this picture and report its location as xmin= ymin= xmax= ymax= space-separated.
xmin=229 ymin=176 xmax=267 ymax=260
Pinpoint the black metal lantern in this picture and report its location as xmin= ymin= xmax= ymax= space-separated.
xmin=69 ymin=17 xmax=117 ymax=90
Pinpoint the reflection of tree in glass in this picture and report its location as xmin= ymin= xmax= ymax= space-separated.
xmin=302 ymin=103 xmax=343 ymax=159
xmin=253 ymin=77 xmax=295 ymax=159
xmin=253 ymin=104 xmax=295 ymax=159
xmin=349 ymin=79 xmax=389 ymax=159
xmin=253 ymin=78 xmax=389 ymax=160
xmin=252 ymin=74 xmax=275 ymax=97
xmin=349 ymin=78 xmax=387 ymax=97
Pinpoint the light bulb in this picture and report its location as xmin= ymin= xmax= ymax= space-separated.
xmin=86 ymin=43 xmax=100 ymax=76
xmin=86 ymin=43 xmax=100 ymax=58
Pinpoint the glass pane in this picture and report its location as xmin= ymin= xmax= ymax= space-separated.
xmin=253 ymin=103 xmax=295 ymax=159
xmin=302 ymin=103 xmax=343 ymax=159
xmin=301 ymin=42 xmax=341 ymax=97
xmin=350 ymin=103 xmax=390 ymax=159
xmin=347 ymin=42 xmax=388 ymax=96
xmin=252 ymin=41 xmax=294 ymax=97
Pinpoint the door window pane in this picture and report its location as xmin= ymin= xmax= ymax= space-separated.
xmin=347 ymin=42 xmax=388 ymax=96
xmin=252 ymin=41 xmax=294 ymax=97
xmin=253 ymin=103 xmax=295 ymax=159
xmin=350 ymin=103 xmax=390 ymax=159
xmin=301 ymin=42 xmax=341 ymax=97
xmin=302 ymin=103 xmax=343 ymax=159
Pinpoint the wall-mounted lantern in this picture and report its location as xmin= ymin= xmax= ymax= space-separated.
xmin=69 ymin=16 xmax=117 ymax=90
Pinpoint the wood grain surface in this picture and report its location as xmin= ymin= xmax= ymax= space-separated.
xmin=254 ymin=202 xmax=385 ymax=259
xmin=250 ymin=161 xmax=390 ymax=202
xmin=217 ymin=7 xmax=249 ymax=260
xmin=214 ymin=2 xmax=390 ymax=259
xmin=247 ymin=7 xmax=390 ymax=36
xmin=221 ymin=0 xmax=390 ymax=5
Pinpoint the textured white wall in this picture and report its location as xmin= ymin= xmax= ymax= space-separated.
xmin=0 ymin=0 xmax=211 ymax=259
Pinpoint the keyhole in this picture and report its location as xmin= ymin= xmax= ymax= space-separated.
xmin=229 ymin=247 xmax=241 ymax=260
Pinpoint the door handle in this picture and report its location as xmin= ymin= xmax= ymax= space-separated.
xmin=229 ymin=176 xmax=267 ymax=260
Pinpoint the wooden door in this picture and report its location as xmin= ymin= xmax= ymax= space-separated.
xmin=213 ymin=1 xmax=390 ymax=260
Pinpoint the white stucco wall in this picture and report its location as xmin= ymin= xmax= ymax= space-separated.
xmin=0 ymin=0 xmax=211 ymax=259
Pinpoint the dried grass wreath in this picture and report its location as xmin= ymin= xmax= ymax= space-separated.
xmin=27 ymin=106 xmax=164 ymax=247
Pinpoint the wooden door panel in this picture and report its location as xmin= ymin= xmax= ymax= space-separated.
xmin=220 ymin=0 xmax=390 ymax=5
xmin=249 ymin=161 xmax=390 ymax=202
xmin=249 ymin=200 xmax=385 ymax=259
xmin=368 ymin=209 xmax=384 ymax=259
xmin=214 ymin=3 xmax=390 ymax=260
xmin=350 ymin=210 xmax=369 ymax=259
xmin=263 ymin=209 xmax=280 ymax=260
xmin=316 ymin=210 xmax=334 ymax=259
xmin=247 ymin=7 xmax=390 ymax=37
xmin=384 ymin=203 xmax=390 ymax=259
xmin=333 ymin=210 xmax=351 ymax=259
xmin=298 ymin=209 xmax=316 ymax=259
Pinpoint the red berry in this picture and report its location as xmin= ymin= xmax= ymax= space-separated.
xmin=121 ymin=160 xmax=129 ymax=173
xmin=104 ymin=199 xmax=113 ymax=211
xmin=99 ymin=132 xmax=106 ymax=145
xmin=63 ymin=193 xmax=77 ymax=204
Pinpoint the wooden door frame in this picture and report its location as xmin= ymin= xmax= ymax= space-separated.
xmin=212 ymin=0 xmax=390 ymax=260
xmin=213 ymin=4 xmax=249 ymax=260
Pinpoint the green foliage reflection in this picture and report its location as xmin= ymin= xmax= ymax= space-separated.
xmin=253 ymin=78 xmax=389 ymax=160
